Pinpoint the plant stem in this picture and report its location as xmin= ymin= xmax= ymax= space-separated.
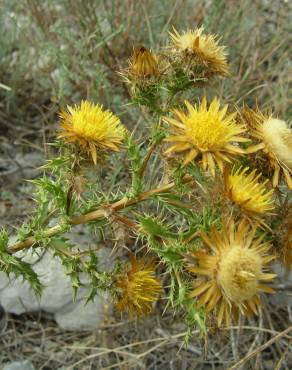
xmin=139 ymin=140 xmax=158 ymax=179
xmin=7 ymin=175 xmax=193 ymax=254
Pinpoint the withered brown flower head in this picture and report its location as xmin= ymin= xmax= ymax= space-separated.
xmin=242 ymin=107 xmax=292 ymax=189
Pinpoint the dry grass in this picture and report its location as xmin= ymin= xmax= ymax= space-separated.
xmin=1 ymin=300 xmax=291 ymax=369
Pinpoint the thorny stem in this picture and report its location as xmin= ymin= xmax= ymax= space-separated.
xmin=139 ymin=118 xmax=164 ymax=179
xmin=139 ymin=140 xmax=159 ymax=179
xmin=111 ymin=214 xmax=140 ymax=232
xmin=7 ymin=175 xmax=193 ymax=254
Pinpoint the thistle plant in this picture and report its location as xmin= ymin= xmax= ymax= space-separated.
xmin=1 ymin=27 xmax=292 ymax=337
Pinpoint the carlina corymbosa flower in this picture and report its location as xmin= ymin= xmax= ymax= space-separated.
xmin=169 ymin=27 xmax=229 ymax=79
xmin=58 ymin=101 xmax=126 ymax=164
xmin=242 ymin=107 xmax=292 ymax=189
xmin=224 ymin=166 xmax=274 ymax=224
xmin=130 ymin=46 xmax=160 ymax=78
xmin=115 ymin=256 xmax=162 ymax=317
xmin=164 ymin=97 xmax=248 ymax=176
xmin=187 ymin=219 xmax=276 ymax=327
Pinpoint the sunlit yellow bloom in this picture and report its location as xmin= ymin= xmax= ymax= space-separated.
xmin=169 ymin=27 xmax=229 ymax=79
xmin=243 ymin=108 xmax=292 ymax=189
xmin=130 ymin=46 xmax=159 ymax=78
xmin=164 ymin=97 xmax=248 ymax=176
xmin=187 ymin=219 xmax=276 ymax=327
xmin=225 ymin=166 xmax=274 ymax=223
xmin=116 ymin=256 xmax=161 ymax=317
xmin=58 ymin=101 xmax=126 ymax=164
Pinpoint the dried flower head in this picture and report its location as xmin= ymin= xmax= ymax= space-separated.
xmin=116 ymin=256 xmax=161 ymax=317
xmin=243 ymin=108 xmax=292 ymax=189
xmin=187 ymin=220 xmax=276 ymax=326
xmin=164 ymin=97 xmax=248 ymax=176
xmin=58 ymin=101 xmax=126 ymax=164
xmin=225 ymin=166 xmax=274 ymax=223
xmin=169 ymin=27 xmax=229 ymax=80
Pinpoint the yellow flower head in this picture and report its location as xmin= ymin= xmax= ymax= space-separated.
xmin=164 ymin=97 xmax=248 ymax=176
xmin=169 ymin=27 xmax=229 ymax=79
xmin=130 ymin=46 xmax=159 ymax=78
xmin=116 ymin=256 xmax=161 ymax=317
xmin=225 ymin=166 xmax=274 ymax=222
xmin=187 ymin=219 xmax=276 ymax=327
xmin=58 ymin=101 xmax=126 ymax=164
xmin=243 ymin=108 xmax=292 ymax=189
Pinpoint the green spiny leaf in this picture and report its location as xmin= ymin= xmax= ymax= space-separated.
xmin=0 ymin=231 xmax=43 ymax=297
xmin=138 ymin=215 xmax=176 ymax=239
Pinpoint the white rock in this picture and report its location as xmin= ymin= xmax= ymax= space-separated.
xmin=269 ymin=263 xmax=292 ymax=309
xmin=0 ymin=277 xmax=38 ymax=314
xmin=0 ymin=276 xmax=9 ymax=290
xmin=3 ymin=361 xmax=35 ymax=370
xmin=0 ymin=234 xmax=113 ymax=330
xmin=55 ymin=294 xmax=110 ymax=331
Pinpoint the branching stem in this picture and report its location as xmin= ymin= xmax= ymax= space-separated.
xmin=7 ymin=175 xmax=193 ymax=254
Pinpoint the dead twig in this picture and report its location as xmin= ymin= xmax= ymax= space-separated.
xmin=228 ymin=326 xmax=292 ymax=370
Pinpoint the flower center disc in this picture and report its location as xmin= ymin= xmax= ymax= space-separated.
xmin=217 ymin=245 xmax=262 ymax=303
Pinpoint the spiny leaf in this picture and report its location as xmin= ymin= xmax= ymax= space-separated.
xmin=0 ymin=229 xmax=43 ymax=297
xmin=49 ymin=238 xmax=82 ymax=300
xmin=155 ymin=193 xmax=194 ymax=218
xmin=157 ymin=241 xmax=188 ymax=270
xmin=184 ymin=297 xmax=207 ymax=340
xmin=138 ymin=215 xmax=176 ymax=239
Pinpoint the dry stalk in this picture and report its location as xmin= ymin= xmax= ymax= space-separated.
xmin=7 ymin=175 xmax=193 ymax=254
xmin=228 ymin=326 xmax=292 ymax=370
